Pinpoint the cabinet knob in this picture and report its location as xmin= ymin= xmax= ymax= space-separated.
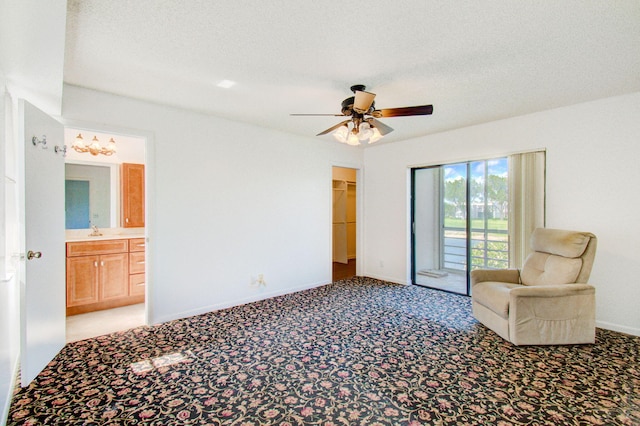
xmin=94 ymin=261 xmax=98 ymax=267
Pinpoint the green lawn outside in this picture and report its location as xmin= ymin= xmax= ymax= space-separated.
xmin=444 ymin=218 xmax=508 ymax=231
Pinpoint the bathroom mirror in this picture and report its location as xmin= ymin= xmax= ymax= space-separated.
xmin=65 ymin=163 xmax=119 ymax=229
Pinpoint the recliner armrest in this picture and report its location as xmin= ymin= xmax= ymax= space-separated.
xmin=509 ymin=283 xmax=595 ymax=298
xmin=471 ymin=268 xmax=520 ymax=287
xmin=508 ymin=283 xmax=596 ymax=345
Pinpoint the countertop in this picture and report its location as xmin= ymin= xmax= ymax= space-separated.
xmin=66 ymin=228 xmax=145 ymax=243
xmin=66 ymin=234 xmax=145 ymax=243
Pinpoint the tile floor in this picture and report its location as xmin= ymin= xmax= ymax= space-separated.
xmin=66 ymin=303 xmax=146 ymax=343
xmin=414 ymin=270 xmax=468 ymax=294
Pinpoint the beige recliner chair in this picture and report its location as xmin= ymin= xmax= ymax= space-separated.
xmin=471 ymin=228 xmax=597 ymax=345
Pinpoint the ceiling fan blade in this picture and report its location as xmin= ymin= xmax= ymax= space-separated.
xmin=376 ymin=104 xmax=433 ymax=117
xmin=290 ymin=113 xmax=346 ymax=116
xmin=353 ymin=90 xmax=376 ymax=114
xmin=316 ymin=119 xmax=351 ymax=136
xmin=368 ymin=118 xmax=394 ymax=135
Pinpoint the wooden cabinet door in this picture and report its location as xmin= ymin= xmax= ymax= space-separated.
xmin=66 ymin=256 xmax=99 ymax=307
xmin=99 ymin=253 xmax=129 ymax=300
xmin=121 ymin=163 xmax=145 ymax=228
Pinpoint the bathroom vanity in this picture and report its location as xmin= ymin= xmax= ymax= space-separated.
xmin=66 ymin=235 xmax=145 ymax=315
xmin=65 ymin=161 xmax=146 ymax=315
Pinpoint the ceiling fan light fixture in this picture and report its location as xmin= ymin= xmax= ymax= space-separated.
xmin=292 ymin=84 xmax=431 ymax=146
xmin=346 ymin=132 xmax=360 ymax=146
xmin=353 ymin=90 xmax=376 ymax=114
xmin=332 ymin=124 xmax=349 ymax=143
xmin=358 ymin=122 xmax=373 ymax=141
xmin=368 ymin=126 xmax=383 ymax=143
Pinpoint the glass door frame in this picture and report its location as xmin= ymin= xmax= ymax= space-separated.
xmin=410 ymin=164 xmax=472 ymax=296
xmin=411 ymin=158 xmax=509 ymax=296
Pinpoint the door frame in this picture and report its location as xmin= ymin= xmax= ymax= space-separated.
xmin=330 ymin=163 xmax=362 ymax=280
xmin=411 ymin=157 xmax=512 ymax=296
xmin=410 ymin=164 xmax=472 ymax=296
xmin=62 ymin=119 xmax=155 ymax=325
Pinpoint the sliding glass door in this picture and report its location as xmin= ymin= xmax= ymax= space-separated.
xmin=411 ymin=158 xmax=509 ymax=295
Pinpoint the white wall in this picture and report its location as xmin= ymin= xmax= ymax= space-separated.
xmin=363 ymin=92 xmax=640 ymax=336
xmin=62 ymin=84 xmax=364 ymax=324
xmin=0 ymin=0 xmax=67 ymax=117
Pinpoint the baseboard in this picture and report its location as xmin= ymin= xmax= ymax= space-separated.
xmin=596 ymin=320 xmax=640 ymax=337
xmin=152 ymin=280 xmax=331 ymax=325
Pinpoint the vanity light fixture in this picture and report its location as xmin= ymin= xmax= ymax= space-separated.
xmin=71 ymin=133 xmax=116 ymax=156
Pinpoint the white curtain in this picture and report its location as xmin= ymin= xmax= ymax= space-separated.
xmin=508 ymin=151 xmax=546 ymax=268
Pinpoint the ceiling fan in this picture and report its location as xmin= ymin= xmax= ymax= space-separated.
xmin=291 ymin=84 xmax=433 ymax=145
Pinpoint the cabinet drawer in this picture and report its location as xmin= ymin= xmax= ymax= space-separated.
xmin=67 ymin=239 xmax=129 ymax=257
xmin=129 ymin=273 xmax=146 ymax=296
xmin=129 ymin=251 xmax=146 ymax=274
xmin=129 ymin=238 xmax=146 ymax=252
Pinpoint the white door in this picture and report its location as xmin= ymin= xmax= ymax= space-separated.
xmin=19 ymin=100 xmax=66 ymax=385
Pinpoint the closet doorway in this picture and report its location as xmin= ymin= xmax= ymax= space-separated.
xmin=332 ymin=167 xmax=357 ymax=281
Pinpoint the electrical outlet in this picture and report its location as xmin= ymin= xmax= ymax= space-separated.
xmin=379 ymin=260 xmax=384 ymax=268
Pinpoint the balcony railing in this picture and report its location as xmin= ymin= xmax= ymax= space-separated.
xmin=442 ymin=226 xmax=509 ymax=271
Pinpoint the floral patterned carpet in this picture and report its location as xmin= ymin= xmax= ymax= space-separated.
xmin=9 ymin=277 xmax=640 ymax=425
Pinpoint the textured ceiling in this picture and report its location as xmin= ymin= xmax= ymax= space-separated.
xmin=63 ymin=0 xmax=640 ymax=145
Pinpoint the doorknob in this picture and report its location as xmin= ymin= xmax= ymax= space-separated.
xmin=27 ymin=250 xmax=42 ymax=260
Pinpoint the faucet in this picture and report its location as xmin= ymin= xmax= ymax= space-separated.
xmin=89 ymin=225 xmax=103 ymax=236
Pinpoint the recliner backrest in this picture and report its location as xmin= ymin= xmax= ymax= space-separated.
xmin=520 ymin=228 xmax=597 ymax=286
